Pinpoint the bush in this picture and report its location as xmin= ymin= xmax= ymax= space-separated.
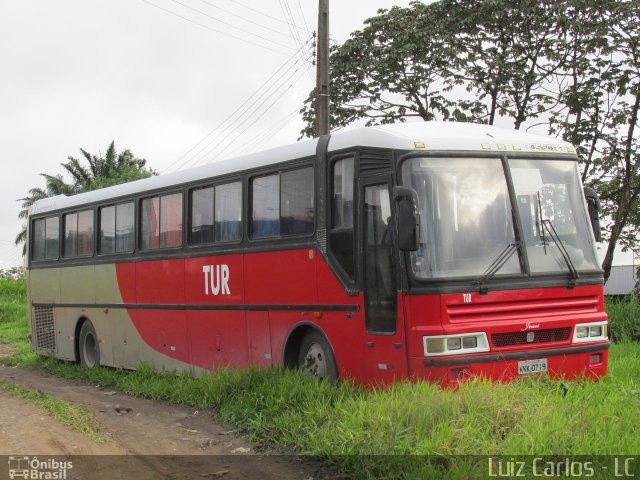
xmin=0 ymin=267 xmax=25 ymax=281
xmin=0 ymin=278 xmax=27 ymax=304
xmin=606 ymin=296 xmax=640 ymax=342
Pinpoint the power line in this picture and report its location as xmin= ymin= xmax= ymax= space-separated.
xmin=293 ymin=0 xmax=311 ymax=35
xmin=234 ymin=106 xmax=303 ymax=156
xmin=191 ymin=60 xmax=310 ymax=167
xmin=193 ymin=0 xmax=296 ymax=40
xmin=280 ymin=0 xmax=314 ymax=83
xmin=0 ymin=243 xmax=22 ymax=263
xmin=168 ymin=0 xmax=298 ymax=53
xmin=206 ymin=63 xmax=312 ymax=164
xmin=0 ymin=243 xmax=19 ymax=253
xmin=226 ymin=105 xmax=302 ymax=157
xmin=140 ymin=0 xmax=295 ymax=56
xmin=225 ymin=0 xmax=312 ymax=34
xmin=281 ymin=0 xmax=307 ymax=69
xmin=279 ymin=0 xmax=301 ymax=46
xmin=165 ymin=42 xmax=312 ymax=171
xmin=180 ymin=56 xmax=306 ymax=169
xmin=163 ymin=37 xmax=313 ymax=173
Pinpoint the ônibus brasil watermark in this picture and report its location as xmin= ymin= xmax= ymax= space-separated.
xmin=7 ymin=456 xmax=72 ymax=480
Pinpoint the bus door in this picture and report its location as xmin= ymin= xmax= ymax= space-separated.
xmin=359 ymin=176 xmax=408 ymax=380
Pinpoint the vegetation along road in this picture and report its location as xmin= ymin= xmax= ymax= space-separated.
xmin=0 ymin=361 xmax=335 ymax=479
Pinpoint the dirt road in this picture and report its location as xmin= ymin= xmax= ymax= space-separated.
xmin=0 ymin=364 xmax=343 ymax=480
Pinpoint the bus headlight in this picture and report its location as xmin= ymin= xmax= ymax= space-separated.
xmin=576 ymin=326 xmax=589 ymax=338
xmin=572 ymin=321 xmax=608 ymax=343
xmin=462 ymin=337 xmax=478 ymax=349
xmin=446 ymin=338 xmax=461 ymax=350
xmin=590 ymin=325 xmax=603 ymax=337
xmin=424 ymin=333 xmax=489 ymax=356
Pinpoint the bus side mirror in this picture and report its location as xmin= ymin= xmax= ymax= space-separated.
xmin=393 ymin=186 xmax=420 ymax=251
xmin=584 ymin=187 xmax=602 ymax=242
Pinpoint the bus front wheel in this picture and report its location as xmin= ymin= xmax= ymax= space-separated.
xmin=78 ymin=320 xmax=100 ymax=369
xmin=297 ymin=331 xmax=338 ymax=382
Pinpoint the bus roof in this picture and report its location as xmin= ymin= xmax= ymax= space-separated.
xmin=29 ymin=122 xmax=575 ymax=216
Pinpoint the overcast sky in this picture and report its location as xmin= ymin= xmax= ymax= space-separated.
xmin=0 ymin=0 xmax=419 ymax=268
xmin=0 ymin=0 xmax=634 ymax=269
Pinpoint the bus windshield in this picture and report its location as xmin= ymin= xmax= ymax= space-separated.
xmin=509 ymin=158 xmax=599 ymax=274
xmin=401 ymin=157 xmax=599 ymax=279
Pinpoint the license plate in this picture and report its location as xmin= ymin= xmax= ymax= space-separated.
xmin=518 ymin=358 xmax=548 ymax=375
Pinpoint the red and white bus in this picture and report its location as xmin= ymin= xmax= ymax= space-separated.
xmin=27 ymin=122 xmax=609 ymax=385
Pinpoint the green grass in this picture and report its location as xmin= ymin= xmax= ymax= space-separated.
xmin=0 ymin=277 xmax=26 ymax=302
xmin=607 ymin=296 xmax=640 ymax=342
xmin=9 ymin=346 xmax=637 ymax=479
xmin=0 ymin=279 xmax=30 ymax=352
xmin=1 ymin=279 xmax=639 ymax=479
xmin=0 ymin=379 xmax=106 ymax=443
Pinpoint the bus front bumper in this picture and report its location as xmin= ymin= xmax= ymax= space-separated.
xmin=414 ymin=341 xmax=610 ymax=385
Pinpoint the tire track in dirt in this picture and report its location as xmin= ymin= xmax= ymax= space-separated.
xmin=0 ymin=365 xmax=344 ymax=480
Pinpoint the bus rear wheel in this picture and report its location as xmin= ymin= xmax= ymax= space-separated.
xmin=297 ymin=331 xmax=338 ymax=382
xmin=78 ymin=320 xmax=100 ymax=369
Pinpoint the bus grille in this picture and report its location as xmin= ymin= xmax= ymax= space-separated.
xmin=445 ymin=295 xmax=600 ymax=323
xmin=491 ymin=327 xmax=571 ymax=347
xmin=33 ymin=306 xmax=56 ymax=351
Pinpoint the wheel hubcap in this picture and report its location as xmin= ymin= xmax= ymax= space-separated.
xmin=303 ymin=342 xmax=327 ymax=378
xmin=84 ymin=333 xmax=97 ymax=367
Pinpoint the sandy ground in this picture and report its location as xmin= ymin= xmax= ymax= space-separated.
xmin=0 ymin=359 xmax=345 ymax=480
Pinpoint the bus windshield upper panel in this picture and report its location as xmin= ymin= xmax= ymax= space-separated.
xmin=509 ymin=158 xmax=599 ymax=274
xmin=402 ymin=157 xmax=520 ymax=278
xmin=401 ymin=157 xmax=600 ymax=280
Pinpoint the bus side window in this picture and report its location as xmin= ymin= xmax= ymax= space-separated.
xmin=251 ymin=174 xmax=280 ymax=238
xmin=191 ymin=186 xmax=215 ymax=245
xmin=214 ymin=182 xmax=242 ymax=242
xmin=160 ymin=193 xmax=183 ymax=248
xmin=329 ymin=157 xmax=355 ymax=280
xmin=141 ymin=193 xmax=183 ymax=250
xmin=190 ymin=181 xmax=242 ymax=245
xmin=251 ymin=167 xmax=314 ymax=239
xmin=281 ymin=167 xmax=314 ymax=236
xmin=64 ymin=209 xmax=94 ymax=258
xmin=99 ymin=202 xmax=134 ymax=254
xmin=32 ymin=216 xmax=60 ymax=261
xmin=99 ymin=205 xmax=116 ymax=253
xmin=64 ymin=212 xmax=78 ymax=257
xmin=116 ymin=203 xmax=135 ymax=252
xmin=32 ymin=218 xmax=46 ymax=261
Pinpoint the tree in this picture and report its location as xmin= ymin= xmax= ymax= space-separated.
xmin=62 ymin=141 xmax=154 ymax=191
xmin=16 ymin=142 xmax=155 ymax=255
xmin=549 ymin=0 xmax=640 ymax=281
xmin=300 ymin=0 xmax=640 ymax=281
xmin=300 ymin=0 xmax=579 ymax=135
xmin=453 ymin=0 xmax=579 ymax=128
xmin=15 ymin=174 xmax=78 ymax=253
xmin=299 ymin=1 xmax=466 ymax=138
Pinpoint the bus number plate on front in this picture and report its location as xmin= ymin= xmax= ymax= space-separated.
xmin=518 ymin=358 xmax=548 ymax=375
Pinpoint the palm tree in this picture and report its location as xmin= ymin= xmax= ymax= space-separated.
xmin=15 ymin=174 xmax=77 ymax=255
xmin=63 ymin=141 xmax=154 ymax=191
xmin=16 ymin=142 xmax=155 ymax=255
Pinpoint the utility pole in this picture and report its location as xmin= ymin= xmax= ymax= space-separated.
xmin=315 ymin=0 xmax=329 ymax=137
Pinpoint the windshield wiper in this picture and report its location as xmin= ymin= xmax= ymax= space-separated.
xmin=475 ymin=242 xmax=520 ymax=295
xmin=540 ymin=219 xmax=579 ymax=288
xmin=536 ymin=192 xmax=579 ymax=288
xmin=536 ymin=193 xmax=548 ymax=254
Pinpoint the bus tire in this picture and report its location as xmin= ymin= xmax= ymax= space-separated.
xmin=78 ymin=320 xmax=100 ymax=369
xmin=297 ymin=330 xmax=338 ymax=382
